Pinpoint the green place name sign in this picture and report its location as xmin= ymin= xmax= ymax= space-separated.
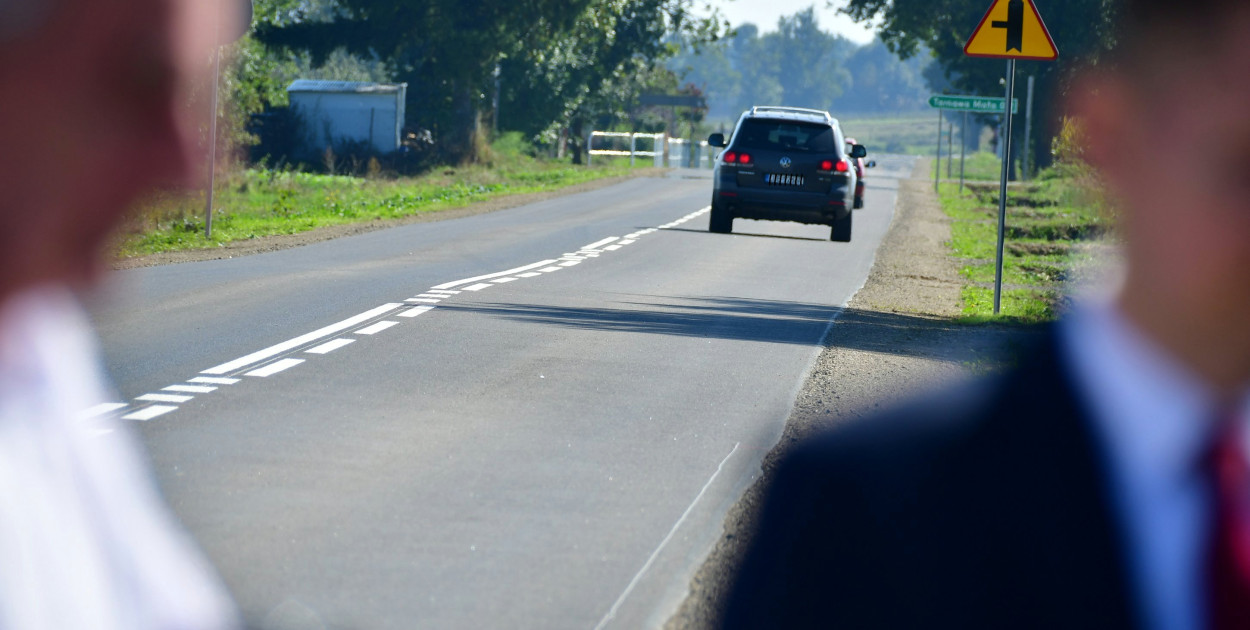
xmin=928 ymin=95 xmax=1019 ymax=114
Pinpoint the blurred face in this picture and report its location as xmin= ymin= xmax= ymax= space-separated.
xmin=1070 ymin=8 xmax=1250 ymax=387
xmin=0 ymin=0 xmax=239 ymax=297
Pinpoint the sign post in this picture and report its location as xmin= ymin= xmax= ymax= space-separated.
xmin=960 ymin=111 xmax=968 ymax=193
xmin=963 ymin=0 xmax=1058 ymax=314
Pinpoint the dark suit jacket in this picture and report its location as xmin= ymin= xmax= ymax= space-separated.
xmin=722 ymin=328 xmax=1142 ymax=629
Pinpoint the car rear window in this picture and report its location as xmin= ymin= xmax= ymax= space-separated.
xmin=732 ymin=119 xmax=838 ymax=154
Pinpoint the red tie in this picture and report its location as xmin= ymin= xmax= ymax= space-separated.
xmin=1207 ymin=416 xmax=1250 ymax=630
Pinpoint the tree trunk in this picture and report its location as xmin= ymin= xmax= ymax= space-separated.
xmin=443 ymin=82 xmax=481 ymax=165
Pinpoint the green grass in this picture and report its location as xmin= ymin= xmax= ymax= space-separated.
xmin=120 ymin=142 xmax=649 ymax=257
xmin=932 ymin=151 xmax=1003 ymax=181
xmin=936 ymin=163 xmax=1108 ymax=323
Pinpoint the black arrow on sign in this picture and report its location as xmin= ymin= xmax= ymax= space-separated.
xmin=991 ymin=0 xmax=1024 ymax=52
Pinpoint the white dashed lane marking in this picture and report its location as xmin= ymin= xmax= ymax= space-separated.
xmin=138 ymin=393 xmax=194 ymax=404
xmin=190 ymin=376 xmax=240 ymax=385
xmin=356 ymin=321 xmax=399 ymax=336
xmin=202 ymin=303 xmax=403 ymax=375
xmin=122 ymin=405 xmax=178 ymax=421
xmin=245 ymin=358 xmax=305 ymax=378
xmin=164 ymin=385 xmax=216 ymax=393
xmin=95 ymin=206 xmax=711 ymax=422
xmin=307 ymin=338 xmax=356 ymax=355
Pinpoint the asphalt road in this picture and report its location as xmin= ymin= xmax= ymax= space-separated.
xmin=90 ymin=155 xmax=915 ymax=630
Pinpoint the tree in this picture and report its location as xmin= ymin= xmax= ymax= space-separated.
xmin=839 ymin=0 xmax=1119 ymax=171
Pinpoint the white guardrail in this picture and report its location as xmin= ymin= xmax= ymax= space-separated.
xmin=587 ymin=131 xmax=715 ymax=169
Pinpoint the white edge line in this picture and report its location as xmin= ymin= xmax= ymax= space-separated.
xmin=463 ymin=283 xmax=494 ymax=291
xmin=593 ymin=442 xmax=741 ymax=630
xmin=431 ymin=259 xmax=559 ymax=290
xmin=202 ymin=303 xmax=402 ymax=375
xmin=163 ymin=385 xmax=216 ymax=393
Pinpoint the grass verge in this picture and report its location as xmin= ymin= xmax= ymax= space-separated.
xmin=937 ymin=164 xmax=1109 ymax=323
xmin=119 ymin=143 xmax=650 ymax=258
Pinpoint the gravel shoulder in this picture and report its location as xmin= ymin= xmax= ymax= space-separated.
xmin=665 ymin=159 xmax=1034 ymax=629
xmin=113 ymin=171 xmax=661 ymax=270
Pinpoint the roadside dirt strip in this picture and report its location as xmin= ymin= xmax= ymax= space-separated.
xmin=666 ymin=160 xmax=1035 ymax=629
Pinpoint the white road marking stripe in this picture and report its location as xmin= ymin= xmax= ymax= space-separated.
xmin=416 ymin=294 xmax=446 ymax=298
xmin=189 ymin=377 xmax=240 ymax=385
xmin=539 ymin=266 xmax=563 ymax=273
xmin=123 ymin=405 xmax=178 ymax=421
xmin=306 ymin=338 xmax=355 ymax=354
xmin=79 ymin=402 xmax=128 ymax=419
xmin=593 ymin=442 xmax=741 ymax=630
xmin=491 ymin=277 xmax=518 ymax=284
xmin=245 ymin=358 xmax=304 ymax=378
xmin=426 ymin=289 xmax=460 ymax=295
xmin=431 ymin=259 xmax=559 ymax=290
xmin=618 ymin=239 xmax=636 ymax=245
xmin=463 ymin=283 xmax=494 ymax=291
xmin=582 ymin=236 xmax=620 ymax=250
xmin=357 ymin=320 xmax=399 ymax=335
xmin=406 ymin=298 xmax=442 ymax=304
xmin=559 ymin=261 xmax=581 ymax=267
xmin=399 ymin=306 xmax=436 ymax=318
xmin=604 ymin=245 xmax=622 ymax=251
xmin=517 ymin=272 xmax=542 ymax=278
xmin=164 ymin=385 xmax=216 ymax=393
xmin=562 ymin=255 xmax=586 ymax=260
xmin=138 ymin=393 xmax=194 ymax=404
xmin=202 ymin=303 xmax=402 ymax=375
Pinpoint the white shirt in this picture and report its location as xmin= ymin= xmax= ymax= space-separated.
xmin=1062 ymin=301 xmax=1250 ymax=630
xmin=0 ymin=286 xmax=239 ymax=630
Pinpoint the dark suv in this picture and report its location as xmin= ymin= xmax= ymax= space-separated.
xmin=707 ymin=107 xmax=867 ymax=242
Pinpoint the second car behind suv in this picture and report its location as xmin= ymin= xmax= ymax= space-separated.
xmin=708 ymin=106 xmax=867 ymax=242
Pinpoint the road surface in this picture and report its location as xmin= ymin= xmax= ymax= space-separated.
xmin=90 ymin=155 xmax=915 ymax=629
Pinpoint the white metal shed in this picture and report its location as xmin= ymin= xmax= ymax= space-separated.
xmin=287 ymin=80 xmax=408 ymax=155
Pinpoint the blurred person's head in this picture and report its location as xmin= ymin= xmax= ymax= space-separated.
xmin=0 ymin=0 xmax=247 ymax=300
xmin=1068 ymin=0 xmax=1250 ymax=394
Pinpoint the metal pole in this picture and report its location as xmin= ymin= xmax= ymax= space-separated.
xmin=204 ymin=9 xmax=221 ymax=238
xmin=994 ymin=59 xmax=1017 ymax=315
xmin=630 ymin=134 xmax=636 ymax=168
xmin=935 ymin=109 xmax=942 ymax=192
xmin=960 ymin=110 xmax=967 ymax=194
xmin=586 ymin=131 xmax=592 ymax=167
xmin=947 ymin=119 xmax=954 ymax=179
xmin=1023 ymin=75 xmax=1035 ymax=181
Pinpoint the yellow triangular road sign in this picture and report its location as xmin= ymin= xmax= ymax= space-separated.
xmin=964 ymin=0 xmax=1058 ymax=61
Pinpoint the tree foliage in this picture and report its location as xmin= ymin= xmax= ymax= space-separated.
xmin=251 ymin=0 xmax=722 ymax=163
xmin=840 ymin=0 xmax=1120 ymax=170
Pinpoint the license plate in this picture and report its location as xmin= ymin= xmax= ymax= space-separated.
xmin=765 ymin=173 xmax=804 ymax=187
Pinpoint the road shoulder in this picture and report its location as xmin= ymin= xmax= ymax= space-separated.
xmin=665 ymin=159 xmax=1032 ymax=629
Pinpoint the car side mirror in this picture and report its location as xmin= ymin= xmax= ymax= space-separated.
xmin=708 ymin=133 xmax=726 ymax=148
xmin=850 ymin=144 xmax=868 ymax=159
xmin=866 ymin=160 xmax=877 ymax=168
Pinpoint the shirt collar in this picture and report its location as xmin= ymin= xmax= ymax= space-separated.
xmin=1062 ymin=301 xmax=1228 ymax=486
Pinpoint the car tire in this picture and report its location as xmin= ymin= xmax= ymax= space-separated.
xmin=831 ymin=209 xmax=852 ymax=242
xmin=709 ymin=203 xmax=733 ymax=234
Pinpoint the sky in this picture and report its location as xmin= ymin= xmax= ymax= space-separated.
xmin=702 ymin=0 xmax=878 ymax=44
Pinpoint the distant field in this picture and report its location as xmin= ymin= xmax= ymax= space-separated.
xmin=838 ymin=113 xmax=938 ymax=155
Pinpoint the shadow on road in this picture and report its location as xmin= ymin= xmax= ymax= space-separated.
xmin=441 ymin=296 xmax=1030 ymax=364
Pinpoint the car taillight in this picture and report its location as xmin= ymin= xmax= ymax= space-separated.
xmin=820 ymin=160 xmax=834 ymax=171
xmin=723 ymin=151 xmax=737 ymax=164
xmin=738 ymin=153 xmax=752 ymax=165
xmin=835 ymin=160 xmax=849 ymax=173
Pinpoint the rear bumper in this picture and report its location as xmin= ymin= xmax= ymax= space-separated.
xmin=715 ymin=175 xmax=851 ymax=225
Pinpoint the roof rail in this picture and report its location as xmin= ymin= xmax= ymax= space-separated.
xmin=750 ymin=106 xmax=833 ymax=120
